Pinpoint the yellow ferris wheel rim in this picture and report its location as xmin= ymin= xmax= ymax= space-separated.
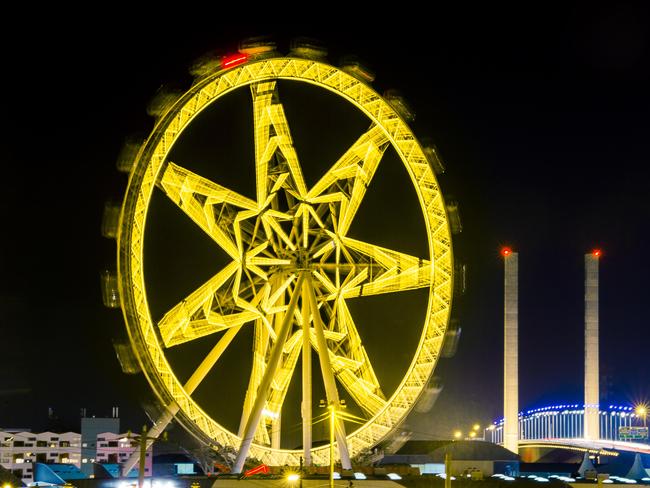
xmin=117 ymin=55 xmax=453 ymax=467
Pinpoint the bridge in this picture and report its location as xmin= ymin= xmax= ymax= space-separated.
xmin=486 ymin=403 xmax=650 ymax=455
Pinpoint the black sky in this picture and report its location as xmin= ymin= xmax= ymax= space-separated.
xmin=1 ymin=5 xmax=649 ymax=442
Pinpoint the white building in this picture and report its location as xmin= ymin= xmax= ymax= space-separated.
xmin=95 ymin=432 xmax=152 ymax=475
xmin=0 ymin=431 xmax=81 ymax=484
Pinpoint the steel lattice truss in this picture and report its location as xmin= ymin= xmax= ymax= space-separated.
xmin=118 ymin=57 xmax=453 ymax=470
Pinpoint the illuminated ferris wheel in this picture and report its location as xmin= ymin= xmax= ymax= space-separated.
xmin=106 ymin=40 xmax=454 ymax=472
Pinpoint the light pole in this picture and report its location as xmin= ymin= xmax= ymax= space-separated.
xmin=320 ymin=399 xmax=346 ymax=488
xmin=127 ymin=425 xmax=167 ymax=488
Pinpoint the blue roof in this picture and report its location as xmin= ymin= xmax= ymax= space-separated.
xmin=47 ymin=463 xmax=87 ymax=480
xmin=34 ymin=463 xmax=87 ymax=484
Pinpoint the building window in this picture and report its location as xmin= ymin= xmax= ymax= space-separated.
xmin=28 ymin=437 xmax=36 ymax=441
xmin=36 ymin=441 xmax=47 ymax=447
xmin=59 ymin=441 xmax=70 ymax=447
xmin=82 ymin=443 xmax=88 ymax=447
xmin=13 ymin=441 xmax=24 ymax=447
xmin=82 ymin=459 xmax=88 ymax=463
xmin=50 ymin=437 xmax=59 ymax=441
xmin=97 ymin=437 xmax=105 ymax=441
xmin=108 ymin=441 xmax=118 ymax=447
xmin=108 ymin=454 xmax=118 ymax=463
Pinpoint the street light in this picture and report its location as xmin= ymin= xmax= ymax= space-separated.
xmin=635 ymin=405 xmax=647 ymax=427
xmin=320 ymin=399 xmax=346 ymax=488
xmin=453 ymin=430 xmax=462 ymax=439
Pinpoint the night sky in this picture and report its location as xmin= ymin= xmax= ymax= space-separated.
xmin=1 ymin=6 xmax=649 ymax=445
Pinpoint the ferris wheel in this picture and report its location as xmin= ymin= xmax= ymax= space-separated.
xmin=106 ymin=40 xmax=454 ymax=473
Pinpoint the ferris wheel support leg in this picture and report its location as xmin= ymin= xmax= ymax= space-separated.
xmin=233 ymin=273 xmax=306 ymax=474
xmin=121 ymin=325 xmax=243 ymax=476
xmin=305 ymin=277 xmax=352 ymax=470
xmin=301 ymin=279 xmax=313 ymax=466
xmin=238 ymin=319 xmax=267 ymax=438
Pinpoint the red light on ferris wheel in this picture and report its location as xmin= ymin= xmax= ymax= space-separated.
xmin=221 ymin=53 xmax=249 ymax=69
xmin=501 ymin=247 xmax=512 ymax=257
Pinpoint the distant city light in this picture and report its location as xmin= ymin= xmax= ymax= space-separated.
xmin=453 ymin=430 xmax=462 ymax=439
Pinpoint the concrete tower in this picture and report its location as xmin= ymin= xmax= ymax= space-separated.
xmin=584 ymin=250 xmax=600 ymax=440
xmin=503 ymin=247 xmax=519 ymax=454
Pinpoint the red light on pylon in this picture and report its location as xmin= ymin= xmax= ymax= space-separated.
xmin=221 ymin=53 xmax=249 ymax=69
xmin=501 ymin=247 xmax=512 ymax=257
xmin=592 ymin=249 xmax=602 ymax=258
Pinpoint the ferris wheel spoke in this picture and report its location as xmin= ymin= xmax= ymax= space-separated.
xmin=328 ymin=236 xmax=433 ymax=299
xmin=239 ymin=318 xmax=270 ymax=439
xmin=307 ymin=125 xmax=389 ymax=236
xmin=330 ymin=298 xmax=386 ymax=416
xmin=158 ymin=261 xmax=245 ymax=347
xmin=158 ymin=162 xmax=257 ymax=260
xmin=251 ymin=82 xmax=307 ymax=208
